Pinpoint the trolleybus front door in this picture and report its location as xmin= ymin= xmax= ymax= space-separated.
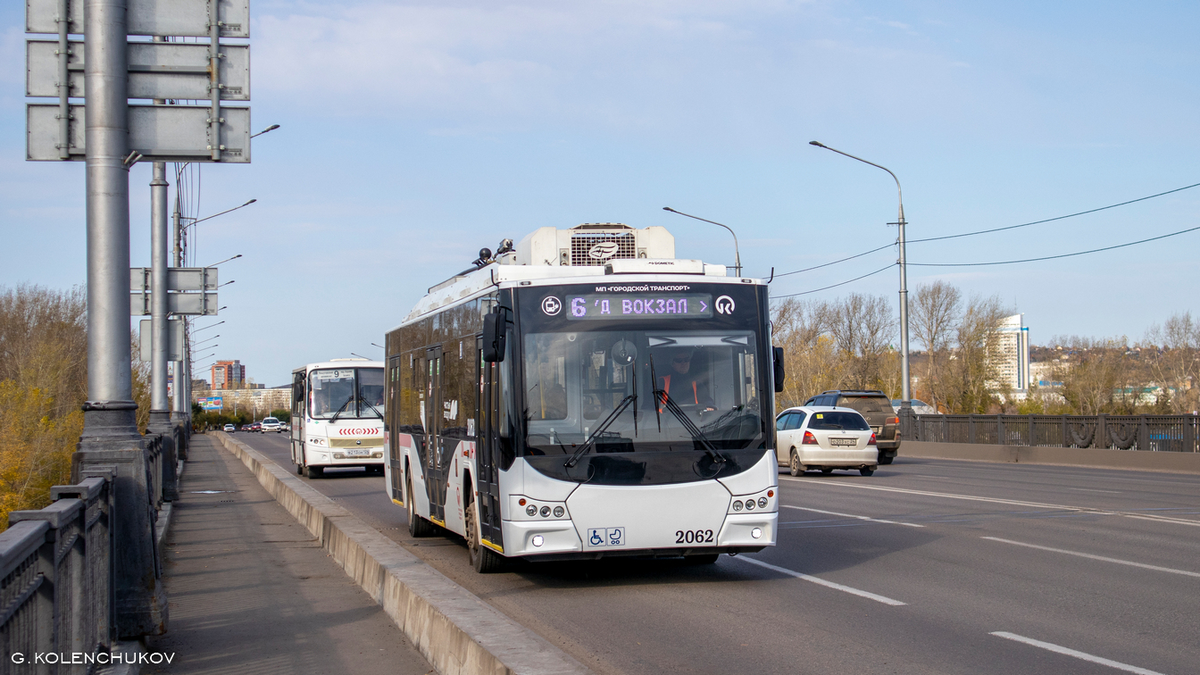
xmin=476 ymin=337 xmax=503 ymax=547
xmin=424 ymin=346 xmax=448 ymax=524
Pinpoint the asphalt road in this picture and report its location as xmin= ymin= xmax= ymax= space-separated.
xmin=236 ymin=431 xmax=1200 ymax=675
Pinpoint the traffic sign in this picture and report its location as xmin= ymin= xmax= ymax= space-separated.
xmin=131 ymin=267 xmax=219 ymax=292
xmin=27 ymin=103 xmax=250 ymax=162
xmin=27 ymin=40 xmax=250 ymax=101
xmin=26 ymin=0 xmax=250 ymax=38
xmin=132 ymin=291 xmax=218 ymax=316
xmin=139 ymin=318 xmax=185 ymax=361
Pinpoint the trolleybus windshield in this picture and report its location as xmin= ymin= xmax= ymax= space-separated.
xmin=522 ymin=328 xmax=766 ymax=455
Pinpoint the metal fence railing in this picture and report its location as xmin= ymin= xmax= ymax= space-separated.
xmin=0 ymin=475 xmax=115 ymax=672
xmin=914 ymin=414 xmax=1200 ymax=452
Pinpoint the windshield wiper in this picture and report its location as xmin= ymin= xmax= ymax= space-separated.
xmin=564 ymin=394 xmax=637 ymax=468
xmin=654 ymin=389 xmax=725 ymax=465
xmin=360 ymin=398 xmax=384 ymax=419
xmin=328 ymin=396 xmax=355 ymax=423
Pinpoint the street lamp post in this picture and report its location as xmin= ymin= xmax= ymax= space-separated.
xmin=809 ymin=141 xmax=913 ymax=434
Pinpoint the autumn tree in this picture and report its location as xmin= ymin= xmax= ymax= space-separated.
xmin=821 ymin=293 xmax=897 ymax=391
xmin=1143 ymin=312 xmax=1200 ymax=413
xmin=909 ymin=281 xmax=961 ymax=412
xmin=0 ymin=285 xmax=87 ymax=528
xmin=939 ymin=294 xmax=1009 ymax=414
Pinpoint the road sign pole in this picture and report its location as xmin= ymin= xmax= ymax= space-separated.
xmin=76 ymin=0 xmax=167 ymax=639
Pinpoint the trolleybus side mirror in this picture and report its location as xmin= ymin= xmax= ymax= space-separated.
xmin=483 ymin=312 xmax=506 ymax=362
xmin=773 ymin=346 xmax=786 ymax=393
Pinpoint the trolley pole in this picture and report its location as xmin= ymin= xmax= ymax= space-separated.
xmin=75 ymin=0 xmax=168 ymax=637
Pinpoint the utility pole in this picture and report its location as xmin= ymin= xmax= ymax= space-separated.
xmin=76 ymin=0 xmax=167 ymax=636
xmin=147 ymin=35 xmax=179 ymax=500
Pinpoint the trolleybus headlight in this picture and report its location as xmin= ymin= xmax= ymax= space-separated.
xmin=540 ymin=506 xmax=551 ymax=517
xmin=532 ymin=535 xmax=545 ymax=547
xmin=526 ymin=505 xmax=537 ymax=517
xmin=553 ymin=506 xmax=565 ymax=518
xmin=751 ymin=527 xmax=763 ymax=539
xmin=732 ymin=500 xmax=743 ymax=512
xmin=745 ymin=499 xmax=756 ymax=510
xmin=758 ymin=497 xmax=768 ymax=508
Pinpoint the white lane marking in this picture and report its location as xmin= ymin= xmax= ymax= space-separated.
xmin=1067 ymin=487 xmax=1122 ymax=494
xmin=783 ymin=477 xmax=1200 ymax=527
xmin=782 ymin=476 xmax=1087 ymax=511
xmin=736 ymin=556 xmax=906 ymax=606
xmin=981 ymin=537 xmax=1200 ymax=579
xmin=782 ymin=505 xmax=925 ymax=528
xmin=990 ymin=632 xmax=1167 ymax=675
xmin=1120 ymin=513 xmax=1200 ymax=527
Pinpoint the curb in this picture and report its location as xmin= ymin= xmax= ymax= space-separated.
xmin=211 ymin=432 xmax=590 ymax=675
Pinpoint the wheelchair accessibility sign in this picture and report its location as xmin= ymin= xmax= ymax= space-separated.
xmin=586 ymin=527 xmax=625 ymax=548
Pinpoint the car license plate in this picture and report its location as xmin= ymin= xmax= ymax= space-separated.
xmin=830 ymin=438 xmax=857 ymax=447
xmin=345 ymin=448 xmax=370 ymax=457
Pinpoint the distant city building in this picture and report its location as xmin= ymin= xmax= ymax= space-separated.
xmin=211 ymin=360 xmax=246 ymax=390
xmin=988 ymin=314 xmax=1031 ymax=399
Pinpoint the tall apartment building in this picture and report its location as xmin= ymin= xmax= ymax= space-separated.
xmin=211 ymin=360 xmax=246 ymax=390
xmin=988 ymin=314 xmax=1031 ymax=398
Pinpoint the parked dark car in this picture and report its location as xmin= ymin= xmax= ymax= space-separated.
xmin=802 ymin=390 xmax=900 ymax=464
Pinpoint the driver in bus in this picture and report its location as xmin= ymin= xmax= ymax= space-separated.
xmin=658 ymin=348 xmax=715 ymax=412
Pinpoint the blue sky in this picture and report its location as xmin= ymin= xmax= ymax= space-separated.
xmin=3 ymin=1 xmax=1198 ymax=387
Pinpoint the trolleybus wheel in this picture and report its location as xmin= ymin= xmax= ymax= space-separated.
xmin=305 ymin=465 xmax=323 ymax=479
xmin=821 ymin=468 xmax=833 ymax=475
xmin=860 ymin=466 xmax=875 ymax=476
xmin=406 ymin=476 xmax=435 ymax=538
xmin=465 ymin=499 xmax=505 ymax=573
xmin=296 ymin=463 xmax=303 ymax=475
xmin=789 ymin=449 xmax=805 ymax=477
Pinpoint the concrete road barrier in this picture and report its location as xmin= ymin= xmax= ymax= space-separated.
xmin=213 ymin=432 xmax=589 ymax=675
xmin=903 ymin=440 xmax=1200 ymax=474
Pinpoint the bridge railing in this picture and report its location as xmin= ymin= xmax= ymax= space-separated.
xmin=914 ymin=414 xmax=1199 ymax=452
xmin=0 ymin=475 xmax=115 ymax=672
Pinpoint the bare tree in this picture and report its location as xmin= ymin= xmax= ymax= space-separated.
xmin=822 ymin=293 xmax=897 ymax=391
xmin=1056 ymin=337 xmax=1141 ymax=415
xmin=910 ymin=281 xmax=961 ymax=411
xmin=771 ymin=298 xmax=838 ymax=410
xmin=1144 ymin=312 xmax=1200 ymax=413
xmin=941 ymin=294 xmax=1008 ymax=413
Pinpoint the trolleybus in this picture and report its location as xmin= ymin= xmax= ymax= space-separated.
xmin=290 ymin=358 xmax=387 ymax=477
xmin=384 ymin=223 xmax=784 ymax=572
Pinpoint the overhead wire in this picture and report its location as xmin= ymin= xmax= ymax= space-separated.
xmin=769 ymin=180 xmax=1200 ymax=279
xmin=772 ymin=264 xmax=895 ymax=299
xmin=909 ymin=224 xmax=1200 ymax=267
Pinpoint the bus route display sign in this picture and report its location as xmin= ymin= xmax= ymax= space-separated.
xmin=565 ymin=293 xmax=714 ymax=320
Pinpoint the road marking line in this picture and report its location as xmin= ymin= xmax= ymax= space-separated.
xmin=781 ymin=505 xmax=925 ymax=528
xmin=1067 ymin=487 xmax=1122 ymax=494
xmin=782 ymin=477 xmax=1085 ymax=511
xmin=981 ymin=537 xmax=1200 ymax=579
xmin=1120 ymin=513 xmax=1200 ymax=527
xmin=736 ymin=557 xmax=906 ymax=606
xmin=990 ymin=632 xmax=1167 ymax=675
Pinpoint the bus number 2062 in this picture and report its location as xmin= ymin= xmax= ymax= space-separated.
xmin=676 ymin=529 xmax=715 ymax=544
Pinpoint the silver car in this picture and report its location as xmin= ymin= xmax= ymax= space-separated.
xmin=775 ymin=406 xmax=878 ymax=476
xmin=260 ymin=416 xmax=283 ymax=433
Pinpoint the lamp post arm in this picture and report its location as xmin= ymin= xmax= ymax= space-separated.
xmin=662 ymin=207 xmax=742 ymax=276
xmin=809 ymin=142 xmax=903 ymax=223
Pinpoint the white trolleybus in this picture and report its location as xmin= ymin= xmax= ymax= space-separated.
xmin=383 ymin=223 xmax=785 ymax=572
xmin=290 ymin=359 xmax=387 ymax=478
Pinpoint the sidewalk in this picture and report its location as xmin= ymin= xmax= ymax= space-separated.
xmin=143 ymin=435 xmax=435 ymax=675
